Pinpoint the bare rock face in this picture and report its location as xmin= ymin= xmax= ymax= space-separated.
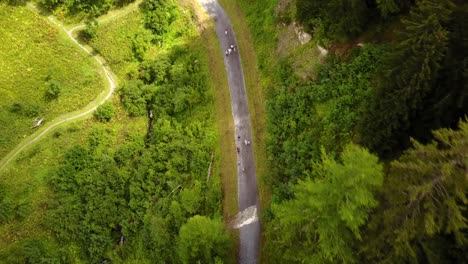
xmin=293 ymin=22 xmax=311 ymax=44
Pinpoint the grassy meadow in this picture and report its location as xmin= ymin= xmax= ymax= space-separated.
xmin=0 ymin=3 xmax=105 ymax=158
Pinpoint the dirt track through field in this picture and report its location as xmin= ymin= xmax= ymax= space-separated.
xmin=0 ymin=4 xmax=126 ymax=172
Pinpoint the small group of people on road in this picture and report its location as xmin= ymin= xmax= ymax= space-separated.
xmin=236 ymin=135 xmax=251 ymax=156
xmin=225 ymin=44 xmax=237 ymax=56
xmin=225 ymin=28 xmax=237 ymax=57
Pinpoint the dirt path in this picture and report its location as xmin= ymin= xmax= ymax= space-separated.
xmin=0 ymin=5 xmax=127 ymax=172
xmin=197 ymin=0 xmax=260 ymax=263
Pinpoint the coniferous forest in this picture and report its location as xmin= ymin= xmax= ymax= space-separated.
xmin=247 ymin=0 xmax=468 ymax=263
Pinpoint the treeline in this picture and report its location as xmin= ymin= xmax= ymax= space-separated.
xmin=360 ymin=0 xmax=468 ymax=157
xmin=296 ymin=0 xmax=415 ymax=41
xmin=237 ymin=0 xmax=467 ymax=263
xmin=267 ymin=122 xmax=468 ymax=263
xmin=36 ymin=0 xmax=135 ymax=17
xmin=0 ymin=0 xmax=232 ymax=263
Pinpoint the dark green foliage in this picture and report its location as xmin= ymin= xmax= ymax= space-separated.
xmin=140 ymin=0 xmax=178 ymax=36
xmin=362 ymin=121 xmax=468 ymax=263
xmin=50 ymin=145 xmax=130 ymax=260
xmin=120 ymin=49 xmax=206 ymax=118
xmin=80 ymin=19 xmax=99 ymax=41
xmin=37 ymin=0 xmax=135 ymax=17
xmin=0 ymin=184 xmax=13 ymax=223
xmin=266 ymin=145 xmax=383 ymax=263
xmin=266 ymin=46 xmax=384 ymax=201
xmin=376 ymin=0 xmax=414 ymax=17
xmin=130 ymin=32 xmax=153 ymax=61
xmin=94 ymin=101 xmax=115 ymax=122
xmin=238 ymin=0 xmax=466 ymax=262
xmin=22 ymin=239 xmax=61 ymax=264
xmin=360 ymin=0 xmax=458 ymax=157
xmin=177 ymin=215 xmax=231 ymax=264
xmin=295 ymin=0 xmax=416 ymax=40
xmin=0 ymin=183 xmax=32 ymax=224
xmin=139 ymin=55 xmax=171 ymax=84
xmin=119 ymin=79 xmax=148 ymax=116
xmin=45 ymin=80 xmax=61 ymax=100
xmin=3 ymin=0 xmax=27 ymax=6
xmin=9 ymin=102 xmax=24 ymax=114
xmin=141 ymin=214 xmax=172 ymax=262
xmin=9 ymin=103 xmax=42 ymax=117
xmin=296 ymin=0 xmax=372 ymax=40
xmin=48 ymin=116 xmax=219 ymax=262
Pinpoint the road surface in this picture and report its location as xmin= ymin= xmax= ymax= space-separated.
xmin=197 ymin=0 xmax=260 ymax=263
xmin=0 ymin=5 xmax=119 ymax=172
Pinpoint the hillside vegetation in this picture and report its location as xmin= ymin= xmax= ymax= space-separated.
xmin=233 ymin=0 xmax=468 ymax=262
xmin=0 ymin=0 xmax=234 ymax=263
xmin=0 ymin=3 xmax=105 ymax=158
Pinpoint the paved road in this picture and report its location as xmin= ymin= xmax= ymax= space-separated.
xmin=197 ymin=0 xmax=260 ymax=263
xmin=0 ymin=5 xmax=117 ymax=172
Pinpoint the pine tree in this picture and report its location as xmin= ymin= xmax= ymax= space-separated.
xmin=360 ymin=0 xmax=454 ymax=156
xmin=296 ymin=0 xmax=371 ymax=40
xmin=362 ymin=120 xmax=468 ymax=263
xmin=266 ymin=144 xmax=383 ymax=263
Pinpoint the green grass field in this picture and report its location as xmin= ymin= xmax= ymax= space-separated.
xmin=87 ymin=9 xmax=142 ymax=78
xmin=0 ymin=4 xmax=105 ymax=158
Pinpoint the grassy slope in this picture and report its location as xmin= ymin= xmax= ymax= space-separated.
xmin=0 ymin=4 xmax=105 ymax=158
xmin=88 ymin=10 xmax=142 ymax=78
xmin=0 ymin=6 xmax=145 ymax=257
xmin=0 ymin=5 xmax=146 ymax=259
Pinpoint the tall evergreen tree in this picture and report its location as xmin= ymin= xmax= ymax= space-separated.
xmin=296 ymin=0 xmax=371 ymax=40
xmin=266 ymin=144 xmax=383 ymax=263
xmin=362 ymin=120 xmax=468 ymax=263
xmin=360 ymin=0 xmax=454 ymax=156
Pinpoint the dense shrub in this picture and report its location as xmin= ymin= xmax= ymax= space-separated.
xmin=94 ymin=101 xmax=115 ymax=122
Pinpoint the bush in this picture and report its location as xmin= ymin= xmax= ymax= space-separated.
xmin=94 ymin=102 xmax=115 ymax=122
xmin=80 ymin=19 xmax=99 ymax=41
xmin=45 ymin=80 xmax=61 ymax=100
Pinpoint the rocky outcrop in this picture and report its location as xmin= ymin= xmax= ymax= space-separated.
xmin=293 ymin=22 xmax=311 ymax=44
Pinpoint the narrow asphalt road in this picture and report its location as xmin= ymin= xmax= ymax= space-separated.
xmin=197 ymin=0 xmax=260 ymax=263
xmin=0 ymin=5 xmax=117 ymax=172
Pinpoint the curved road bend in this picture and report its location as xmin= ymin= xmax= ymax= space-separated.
xmin=0 ymin=6 xmax=116 ymax=173
xmin=197 ymin=0 xmax=260 ymax=263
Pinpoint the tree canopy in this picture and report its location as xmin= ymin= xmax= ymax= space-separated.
xmin=267 ymin=144 xmax=383 ymax=263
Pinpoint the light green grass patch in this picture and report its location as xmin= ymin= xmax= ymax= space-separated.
xmin=88 ymin=10 xmax=143 ymax=78
xmin=0 ymin=4 xmax=105 ymax=158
